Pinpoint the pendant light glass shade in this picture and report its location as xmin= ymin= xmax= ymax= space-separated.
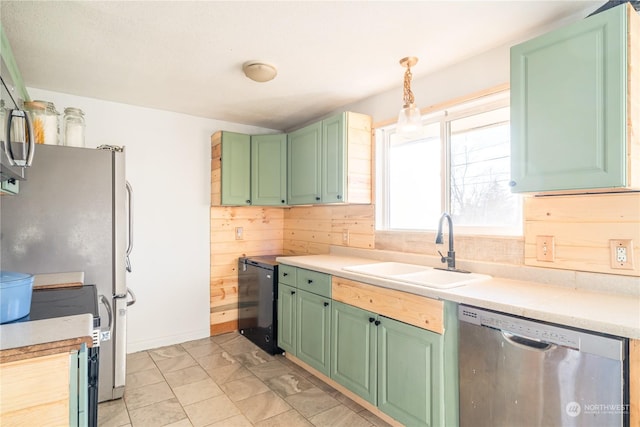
xmin=397 ymin=56 xmax=422 ymax=137
xmin=397 ymin=103 xmax=422 ymax=136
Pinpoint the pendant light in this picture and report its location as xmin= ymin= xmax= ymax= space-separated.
xmin=397 ymin=56 xmax=422 ymax=136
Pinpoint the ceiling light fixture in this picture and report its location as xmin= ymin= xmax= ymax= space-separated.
xmin=397 ymin=56 xmax=422 ymax=136
xmin=242 ymin=61 xmax=277 ymax=83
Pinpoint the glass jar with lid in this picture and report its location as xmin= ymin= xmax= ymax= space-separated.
xmin=24 ymin=100 xmax=60 ymax=145
xmin=63 ymin=107 xmax=85 ymax=147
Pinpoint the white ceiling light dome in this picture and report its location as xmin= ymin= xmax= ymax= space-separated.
xmin=242 ymin=61 xmax=278 ymax=82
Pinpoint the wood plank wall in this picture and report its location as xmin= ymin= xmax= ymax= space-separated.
xmin=210 ymin=207 xmax=284 ymax=335
xmin=375 ymin=231 xmax=524 ymax=265
xmin=210 ymin=204 xmax=375 ymax=334
xmin=524 ymin=193 xmax=640 ymax=276
xmin=283 ymin=204 xmax=375 ymax=255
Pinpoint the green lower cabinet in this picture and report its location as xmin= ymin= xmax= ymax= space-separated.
xmin=377 ymin=316 xmax=443 ymax=427
xmin=330 ymin=301 xmax=377 ymax=405
xmin=69 ymin=344 xmax=88 ymax=427
xmin=277 ymin=284 xmax=297 ymax=354
xmin=296 ymin=289 xmax=331 ymax=376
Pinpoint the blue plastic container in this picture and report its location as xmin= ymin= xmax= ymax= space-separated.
xmin=0 ymin=271 xmax=34 ymax=324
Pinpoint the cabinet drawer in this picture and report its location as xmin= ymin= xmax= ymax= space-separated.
xmin=332 ymin=276 xmax=443 ymax=334
xmin=296 ymin=268 xmax=331 ymax=298
xmin=279 ymin=264 xmax=297 ymax=286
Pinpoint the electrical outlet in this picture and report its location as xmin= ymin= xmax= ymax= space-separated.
xmin=610 ymin=239 xmax=634 ymax=269
xmin=536 ymin=235 xmax=555 ymax=262
xmin=342 ymin=229 xmax=349 ymax=245
xmin=235 ymin=227 xmax=244 ymax=240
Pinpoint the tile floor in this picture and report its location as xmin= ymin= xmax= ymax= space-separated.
xmin=98 ymin=332 xmax=392 ymax=427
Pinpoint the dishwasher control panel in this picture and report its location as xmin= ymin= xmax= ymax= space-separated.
xmin=459 ymin=305 xmax=624 ymax=361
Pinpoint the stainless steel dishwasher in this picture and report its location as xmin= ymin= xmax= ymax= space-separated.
xmin=458 ymin=305 xmax=628 ymax=427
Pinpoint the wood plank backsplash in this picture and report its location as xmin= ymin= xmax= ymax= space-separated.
xmin=210 ymin=193 xmax=639 ymax=335
xmin=524 ymin=193 xmax=640 ymax=276
xmin=210 ymin=204 xmax=375 ymax=334
xmin=209 ymin=206 xmax=284 ymax=335
xmin=283 ymin=204 xmax=375 ymax=255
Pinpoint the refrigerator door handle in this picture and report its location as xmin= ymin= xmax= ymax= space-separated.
xmin=125 ymin=180 xmax=133 ymax=273
xmin=126 ymin=288 xmax=137 ymax=307
xmin=99 ymin=294 xmax=113 ymax=342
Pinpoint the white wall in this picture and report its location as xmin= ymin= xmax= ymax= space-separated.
xmin=338 ymin=9 xmax=591 ymax=124
xmin=28 ymin=87 xmax=276 ymax=353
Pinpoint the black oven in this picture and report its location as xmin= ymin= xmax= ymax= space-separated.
xmin=29 ymin=285 xmax=101 ymax=427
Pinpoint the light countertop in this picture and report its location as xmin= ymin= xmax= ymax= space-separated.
xmin=277 ymin=254 xmax=640 ymax=339
xmin=0 ymin=314 xmax=94 ymax=363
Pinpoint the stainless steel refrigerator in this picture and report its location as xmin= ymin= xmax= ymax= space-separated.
xmin=0 ymin=143 xmax=135 ymax=402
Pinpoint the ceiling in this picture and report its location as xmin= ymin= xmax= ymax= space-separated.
xmin=1 ymin=1 xmax=605 ymax=131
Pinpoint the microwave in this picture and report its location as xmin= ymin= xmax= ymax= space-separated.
xmin=1 ymin=27 xmax=34 ymax=191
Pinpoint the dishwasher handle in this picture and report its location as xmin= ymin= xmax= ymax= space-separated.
xmin=502 ymin=331 xmax=555 ymax=352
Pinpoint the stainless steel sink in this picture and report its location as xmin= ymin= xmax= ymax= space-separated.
xmin=342 ymin=262 xmax=490 ymax=289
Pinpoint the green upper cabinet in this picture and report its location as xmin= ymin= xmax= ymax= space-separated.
xmin=251 ymin=134 xmax=287 ymax=205
xmin=377 ymin=316 xmax=443 ymax=427
xmin=287 ymin=112 xmax=372 ymax=205
xmin=221 ymin=132 xmax=251 ymax=205
xmin=287 ymin=121 xmax=322 ymax=205
xmin=322 ymin=114 xmax=347 ymax=202
xmin=211 ymin=131 xmax=287 ymax=206
xmin=510 ymin=3 xmax=640 ymax=193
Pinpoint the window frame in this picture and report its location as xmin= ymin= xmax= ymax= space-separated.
xmin=375 ymin=89 xmax=521 ymax=236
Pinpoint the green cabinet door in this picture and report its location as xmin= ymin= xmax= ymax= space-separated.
xmin=277 ymin=283 xmax=297 ymax=355
xmin=331 ymin=301 xmax=377 ymax=405
xmin=287 ymin=122 xmax=322 ymax=205
xmin=510 ymin=4 xmax=628 ymax=192
xmin=296 ymin=289 xmax=331 ymax=376
xmin=251 ymin=134 xmax=287 ymax=205
xmin=69 ymin=344 xmax=88 ymax=427
xmin=322 ymin=113 xmax=346 ymax=203
xmin=378 ymin=316 xmax=442 ymax=427
xmin=221 ymin=132 xmax=251 ymax=205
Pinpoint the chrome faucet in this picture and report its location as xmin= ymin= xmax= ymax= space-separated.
xmin=435 ymin=212 xmax=456 ymax=270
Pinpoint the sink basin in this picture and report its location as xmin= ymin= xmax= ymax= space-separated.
xmin=342 ymin=262 xmax=490 ymax=289
xmin=342 ymin=262 xmax=428 ymax=277
xmin=396 ymin=269 xmax=490 ymax=288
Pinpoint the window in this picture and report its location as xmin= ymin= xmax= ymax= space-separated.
xmin=376 ymin=91 xmax=522 ymax=235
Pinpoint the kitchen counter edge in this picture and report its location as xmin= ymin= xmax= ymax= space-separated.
xmin=276 ymin=254 xmax=640 ymax=339
xmin=0 ymin=313 xmax=94 ymax=363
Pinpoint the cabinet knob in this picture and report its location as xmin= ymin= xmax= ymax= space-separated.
xmin=324 ymin=302 xmax=329 ymax=307
xmin=291 ymin=290 xmax=296 ymax=295
xmin=307 ymin=279 xmax=313 ymax=284
xmin=315 ymin=196 xmax=321 ymax=201
xmin=337 ymin=195 xmax=342 ymax=200
xmin=374 ymin=320 xmax=381 ymax=326
xmin=246 ymin=199 xmax=251 ymax=204
xmin=368 ymin=317 xmax=375 ymax=323
xmin=281 ymin=200 xmax=286 ymax=204
xmin=283 ymin=272 xmax=288 ymax=277
xmin=508 ymin=181 xmax=516 ymax=187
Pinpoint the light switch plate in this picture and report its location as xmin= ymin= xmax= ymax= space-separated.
xmin=536 ymin=235 xmax=555 ymax=262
